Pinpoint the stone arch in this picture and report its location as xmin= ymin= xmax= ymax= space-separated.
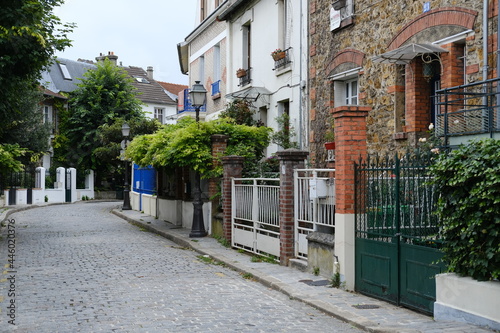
xmin=326 ymin=49 xmax=365 ymax=76
xmin=388 ymin=7 xmax=478 ymax=50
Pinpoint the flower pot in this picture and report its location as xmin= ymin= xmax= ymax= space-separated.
xmin=236 ymin=69 xmax=247 ymax=78
xmin=324 ymin=142 xmax=336 ymax=150
xmin=272 ymin=52 xmax=286 ymax=61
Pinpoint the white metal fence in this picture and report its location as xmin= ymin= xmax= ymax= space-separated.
xmin=231 ymin=178 xmax=280 ymax=259
xmin=294 ymin=169 xmax=336 ymax=259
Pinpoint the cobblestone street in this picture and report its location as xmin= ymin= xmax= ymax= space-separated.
xmin=0 ymin=202 xmax=361 ymax=332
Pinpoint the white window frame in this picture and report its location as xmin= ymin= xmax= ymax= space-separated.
xmin=43 ymin=105 xmax=52 ymax=123
xmin=331 ymin=67 xmax=361 ymax=107
xmin=345 ymin=79 xmax=358 ymax=105
xmin=154 ymin=107 xmax=164 ymax=124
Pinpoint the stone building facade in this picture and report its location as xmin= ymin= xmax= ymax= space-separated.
xmin=308 ymin=0 xmax=497 ymax=166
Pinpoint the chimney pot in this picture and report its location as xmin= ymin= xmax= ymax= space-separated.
xmin=147 ymin=66 xmax=154 ymax=80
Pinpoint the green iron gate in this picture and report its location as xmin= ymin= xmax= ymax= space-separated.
xmin=354 ymin=154 xmax=446 ymax=314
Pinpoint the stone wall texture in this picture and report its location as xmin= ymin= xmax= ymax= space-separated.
xmin=309 ymin=0 xmax=496 ymax=166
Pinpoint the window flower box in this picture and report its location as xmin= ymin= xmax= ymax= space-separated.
xmin=236 ymin=68 xmax=247 ymax=78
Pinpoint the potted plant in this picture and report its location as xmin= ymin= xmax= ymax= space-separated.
xmin=236 ymin=68 xmax=247 ymax=78
xmin=401 ymin=118 xmax=407 ymax=132
xmin=271 ymin=49 xmax=286 ymax=61
xmin=324 ymin=116 xmax=335 ymax=150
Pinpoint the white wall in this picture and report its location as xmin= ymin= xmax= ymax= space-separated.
xmin=142 ymin=103 xmax=177 ymax=125
xmin=435 ymin=273 xmax=500 ymax=330
xmin=226 ymin=0 xmax=309 ymax=154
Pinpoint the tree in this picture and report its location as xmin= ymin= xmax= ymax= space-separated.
xmin=0 ymin=0 xmax=74 ymax=118
xmin=126 ymin=118 xmax=272 ymax=178
xmin=60 ymin=59 xmax=145 ymax=174
xmin=0 ymin=87 xmax=52 ymax=166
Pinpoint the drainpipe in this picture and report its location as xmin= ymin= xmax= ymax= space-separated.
xmin=497 ymin=0 xmax=500 ymax=130
xmin=298 ymin=0 xmax=304 ymax=148
xmin=483 ymin=0 xmax=489 ymax=82
xmin=482 ymin=0 xmax=489 ymax=134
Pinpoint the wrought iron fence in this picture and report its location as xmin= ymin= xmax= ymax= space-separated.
xmin=355 ymin=153 xmax=440 ymax=247
xmin=434 ymin=77 xmax=500 ymax=140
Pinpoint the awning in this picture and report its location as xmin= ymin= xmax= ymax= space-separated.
xmin=177 ymin=42 xmax=189 ymax=75
xmin=226 ymin=86 xmax=271 ymax=101
xmin=372 ymin=43 xmax=448 ymax=65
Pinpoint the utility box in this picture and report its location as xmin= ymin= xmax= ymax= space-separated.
xmin=309 ymin=178 xmax=328 ymax=199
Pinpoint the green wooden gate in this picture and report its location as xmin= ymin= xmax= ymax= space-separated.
xmin=354 ymin=154 xmax=446 ymax=314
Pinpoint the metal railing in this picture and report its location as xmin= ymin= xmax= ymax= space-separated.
xmin=238 ymin=68 xmax=251 ymax=87
xmin=434 ymin=78 xmax=500 ymax=142
xmin=294 ymin=169 xmax=336 ymax=259
xmin=232 ymin=178 xmax=280 ymax=259
xmin=272 ymin=48 xmax=292 ymax=71
xmin=355 ymin=154 xmax=440 ymax=246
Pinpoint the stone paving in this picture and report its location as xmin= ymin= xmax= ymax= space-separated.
xmin=0 ymin=202 xmax=362 ymax=332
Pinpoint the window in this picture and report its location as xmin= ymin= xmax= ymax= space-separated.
xmin=154 ymin=108 xmax=164 ymax=124
xmin=331 ymin=67 xmax=361 ymax=107
xmin=345 ymin=79 xmax=358 ymax=105
xmin=59 ymin=63 xmax=72 ymax=80
xmin=199 ymin=55 xmax=205 ymax=82
xmin=330 ymin=0 xmax=354 ymax=31
xmin=200 ymin=0 xmax=207 ymax=21
xmin=242 ymin=24 xmax=251 ymax=70
xmin=213 ymin=44 xmax=221 ymax=81
xmin=43 ymin=106 xmax=52 ymax=123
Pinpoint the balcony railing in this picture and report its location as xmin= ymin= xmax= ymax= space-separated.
xmin=237 ymin=68 xmax=251 ymax=87
xmin=434 ymin=78 xmax=500 ymax=143
xmin=178 ymin=88 xmax=206 ymax=114
xmin=211 ymin=80 xmax=221 ymax=96
xmin=272 ymin=48 xmax=292 ymax=71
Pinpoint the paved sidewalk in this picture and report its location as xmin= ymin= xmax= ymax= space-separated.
xmin=110 ymin=208 xmax=494 ymax=333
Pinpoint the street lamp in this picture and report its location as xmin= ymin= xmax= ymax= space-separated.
xmin=121 ymin=122 xmax=132 ymax=210
xmin=189 ymin=81 xmax=207 ymax=237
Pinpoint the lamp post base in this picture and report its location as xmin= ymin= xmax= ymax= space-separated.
xmin=190 ymin=171 xmax=207 ymax=238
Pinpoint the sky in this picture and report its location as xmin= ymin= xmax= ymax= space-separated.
xmin=53 ymin=0 xmax=198 ymax=85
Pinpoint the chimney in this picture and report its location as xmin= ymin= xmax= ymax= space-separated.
xmin=147 ymin=66 xmax=154 ymax=80
xmin=95 ymin=51 xmax=118 ymax=65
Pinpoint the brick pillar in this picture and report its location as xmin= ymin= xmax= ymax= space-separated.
xmin=276 ymin=149 xmax=309 ymax=265
xmin=221 ymin=156 xmax=245 ymax=242
xmin=210 ymin=135 xmax=229 ymax=199
xmin=332 ymin=105 xmax=369 ymax=290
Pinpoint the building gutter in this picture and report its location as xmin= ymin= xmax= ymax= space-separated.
xmin=217 ymin=0 xmax=247 ymax=21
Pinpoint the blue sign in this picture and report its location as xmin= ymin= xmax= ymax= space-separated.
xmin=423 ymin=2 xmax=430 ymax=13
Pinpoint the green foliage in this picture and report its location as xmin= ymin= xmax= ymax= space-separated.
xmin=127 ymin=118 xmax=272 ymax=178
xmin=0 ymin=0 xmax=74 ymax=118
xmin=0 ymin=85 xmax=51 ymax=165
xmin=0 ymin=144 xmax=27 ymax=175
xmin=270 ymin=113 xmax=299 ymax=149
xmin=219 ymin=99 xmax=258 ymax=126
xmin=58 ymin=59 xmax=145 ymax=183
xmin=429 ymin=139 xmax=500 ymax=281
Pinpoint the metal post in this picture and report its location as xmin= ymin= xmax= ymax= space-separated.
xmin=122 ymin=159 xmax=131 ymax=210
xmin=190 ymin=105 xmax=207 ymax=237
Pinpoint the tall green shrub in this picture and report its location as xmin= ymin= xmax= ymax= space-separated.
xmin=430 ymin=139 xmax=500 ymax=281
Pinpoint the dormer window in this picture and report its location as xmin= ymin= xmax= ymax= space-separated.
xmin=135 ymin=77 xmax=150 ymax=84
xmin=59 ymin=63 xmax=72 ymax=80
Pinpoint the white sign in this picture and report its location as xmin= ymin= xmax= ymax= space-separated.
xmin=330 ymin=7 xmax=341 ymax=31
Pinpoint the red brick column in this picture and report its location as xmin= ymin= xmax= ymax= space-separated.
xmin=276 ymin=149 xmax=309 ymax=265
xmin=221 ymin=156 xmax=244 ymax=242
xmin=331 ymin=105 xmax=369 ymax=290
xmin=332 ymin=106 xmax=369 ymax=214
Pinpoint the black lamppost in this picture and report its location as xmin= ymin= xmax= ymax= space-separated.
xmin=189 ymin=81 xmax=208 ymax=237
xmin=121 ymin=122 xmax=132 ymax=210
